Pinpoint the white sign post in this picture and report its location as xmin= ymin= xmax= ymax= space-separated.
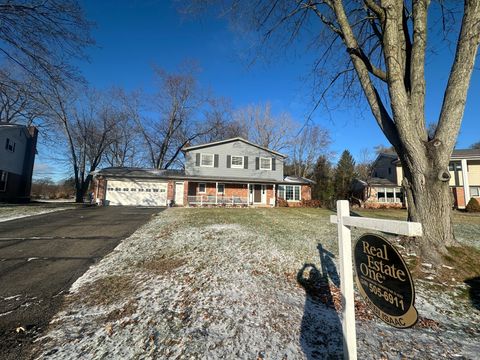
xmin=330 ymin=200 xmax=423 ymax=360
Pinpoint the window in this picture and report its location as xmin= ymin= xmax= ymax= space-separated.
xmin=201 ymin=154 xmax=214 ymax=167
xmin=260 ymin=157 xmax=272 ymax=170
xmin=153 ymin=189 xmax=159 ymax=192
xmin=199 ymin=183 xmax=206 ymax=193
xmin=115 ymin=187 xmax=120 ymax=191
xmin=471 ymin=186 xmax=480 ymax=197
xmin=130 ymin=188 xmax=137 ymax=192
xmin=145 ymin=188 xmax=151 ymax=192
xmin=0 ymin=171 xmax=7 ymax=191
xmin=5 ymin=138 xmax=15 ymax=152
xmin=277 ymin=185 xmax=300 ymax=201
xmin=217 ymin=183 xmax=225 ymax=194
xmin=231 ymin=156 xmax=243 ymax=168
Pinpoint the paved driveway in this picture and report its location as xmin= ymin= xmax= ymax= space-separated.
xmin=0 ymin=206 xmax=162 ymax=360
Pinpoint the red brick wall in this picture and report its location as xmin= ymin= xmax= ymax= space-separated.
xmin=452 ymin=187 xmax=466 ymax=208
xmin=94 ymin=177 xmax=106 ymax=204
xmin=301 ymin=185 xmax=312 ymax=201
xmin=167 ymin=180 xmax=175 ymax=202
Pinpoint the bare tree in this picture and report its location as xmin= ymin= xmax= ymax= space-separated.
xmin=0 ymin=67 xmax=42 ymax=124
xmin=291 ymin=125 xmax=331 ymax=177
xmin=198 ymin=1 xmax=480 ymax=262
xmin=0 ymin=1 xmax=93 ymax=82
xmin=39 ymin=83 xmax=118 ymax=202
xmin=234 ymin=102 xmax=295 ymax=151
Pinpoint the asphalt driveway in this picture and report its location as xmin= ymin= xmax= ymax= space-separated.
xmin=0 ymin=206 xmax=162 ymax=360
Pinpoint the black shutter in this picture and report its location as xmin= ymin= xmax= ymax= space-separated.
xmin=227 ymin=155 xmax=231 ymax=168
xmin=255 ymin=157 xmax=259 ymax=170
xmin=195 ymin=153 xmax=200 ymax=166
xmin=214 ymin=154 xmax=219 ymax=168
xmin=244 ymin=156 xmax=248 ymax=169
xmin=272 ymin=157 xmax=276 ymax=171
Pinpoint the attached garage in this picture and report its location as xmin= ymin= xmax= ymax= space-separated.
xmin=105 ymin=180 xmax=167 ymax=206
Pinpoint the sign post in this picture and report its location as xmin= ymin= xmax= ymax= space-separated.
xmin=330 ymin=200 xmax=422 ymax=360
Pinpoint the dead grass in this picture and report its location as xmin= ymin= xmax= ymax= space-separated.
xmin=73 ymin=275 xmax=135 ymax=307
xmin=136 ymin=256 xmax=186 ymax=275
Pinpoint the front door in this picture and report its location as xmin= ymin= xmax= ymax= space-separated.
xmin=254 ymin=184 xmax=262 ymax=203
xmin=175 ymin=182 xmax=184 ymax=206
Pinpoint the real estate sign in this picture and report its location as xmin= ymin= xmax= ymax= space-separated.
xmin=353 ymin=233 xmax=418 ymax=328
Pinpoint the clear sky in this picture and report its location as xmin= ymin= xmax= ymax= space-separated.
xmin=33 ymin=0 xmax=480 ymax=180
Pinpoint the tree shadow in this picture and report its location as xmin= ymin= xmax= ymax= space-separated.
xmin=464 ymin=276 xmax=480 ymax=310
xmin=298 ymin=244 xmax=344 ymax=359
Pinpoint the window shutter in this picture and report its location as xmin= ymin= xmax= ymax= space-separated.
xmin=195 ymin=153 xmax=200 ymax=166
xmin=272 ymin=157 xmax=276 ymax=171
xmin=244 ymin=156 xmax=248 ymax=169
xmin=214 ymin=154 xmax=219 ymax=168
xmin=255 ymin=157 xmax=259 ymax=170
xmin=227 ymin=155 xmax=231 ymax=168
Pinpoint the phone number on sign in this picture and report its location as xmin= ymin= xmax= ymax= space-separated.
xmin=368 ymin=283 xmax=405 ymax=310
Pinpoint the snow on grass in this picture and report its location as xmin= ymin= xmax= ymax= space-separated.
xmin=0 ymin=204 xmax=75 ymax=223
xmin=34 ymin=208 xmax=480 ymax=359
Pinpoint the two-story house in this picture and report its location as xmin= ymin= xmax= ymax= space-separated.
xmin=93 ymin=137 xmax=314 ymax=207
xmin=353 ymin=149 xmax=480 ymax=209
xmin=0 ymin=122 xmax=38 ymax=202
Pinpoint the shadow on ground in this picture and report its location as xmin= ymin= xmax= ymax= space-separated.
xmin=298 ymin=244 xmax=344 ymax=359
xmin=464 ymin=276 xmax=480 ymax=310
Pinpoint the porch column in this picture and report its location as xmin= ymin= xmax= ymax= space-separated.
xmin=215 ymin=182 xmax=218 ymax=205
xmin=461 ymin=159 xmax=470 ymax=206
xmin=273 ymin=184 xmax=276 ymax=207
xmin=247 ymin=183 xmax=250 ymax=206
xmin=393 ymin=188 xmax=396 ymax=203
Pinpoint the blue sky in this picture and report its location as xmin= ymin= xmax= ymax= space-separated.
xmin=34 ymin=0 xmax=480 ymax=180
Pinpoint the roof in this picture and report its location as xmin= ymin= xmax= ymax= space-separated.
xmin=93 ymin=167 xmax=314 ymax=185
xmin=94 ymin=167 xmax=186 ymax=179
xmin=379 ymin=149 xmax=480 ymax=165
xmin=354 ymin=177 xmax=398 ymax=187
xmin=0 ymin=122 xmax=35 ymax=138
xmin=181 ymin=137 xmax=288 ymax=158
xmin=281 ymin=176 xmax=316 ymax=185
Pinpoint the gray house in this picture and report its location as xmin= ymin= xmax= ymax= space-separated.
xmin=93 ymin=137 xmax=314 ymax=207
xmin=0 ymin=122 xmax=38 ymax=202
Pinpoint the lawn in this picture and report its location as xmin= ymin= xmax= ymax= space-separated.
xmin=0 ymin=202 xmax=77 ymax=223
xmin=34 ymin=208 xmax=480 ymax=359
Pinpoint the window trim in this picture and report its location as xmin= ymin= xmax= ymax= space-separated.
xmin=0 ymin=171 xmax=7 ymax=192
xmin=260 ymin=157 xmax=272 ymax=170
xmin=200 ymin=153 xmax=214 ymax=167
xmin=277 ymin=185 xmax=301 ymax=201
xmin=231 ymin=155 xmax=244 ymax=168
xmin=198 ymin=183 xmax=206 ymax=193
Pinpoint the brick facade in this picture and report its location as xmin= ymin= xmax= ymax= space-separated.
xmin=452 ymin=187 xmax=466 ymax=208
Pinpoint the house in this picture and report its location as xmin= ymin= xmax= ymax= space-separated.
xmin=353 ymin=150 xmax=480 ymax=209
xmin=93 ymin=137 xmax=314 ymax=207
xmin=0 ymin=122 xmax=38 ymax=202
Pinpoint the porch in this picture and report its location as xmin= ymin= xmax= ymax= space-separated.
xmin=186 ymin=182 xmax=275 ymax=207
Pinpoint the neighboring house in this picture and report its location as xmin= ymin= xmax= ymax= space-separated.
xmin=353 ymin=150 xmax=480 ymax=209
xmin=0 ymin=122 xmax=38 ymax=202
xmin=93 ymin=137 xmax=314 ymax=207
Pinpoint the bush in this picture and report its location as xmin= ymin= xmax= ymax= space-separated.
xmin=301 ymin=199 xmax=322 ymax=208
xmin=466 ymin=198 xmax=480 ymax=212
xmin=277 ymin=199 xmax=289 ymax=207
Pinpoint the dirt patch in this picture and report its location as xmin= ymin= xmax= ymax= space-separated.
xmin=72 ymin=275 xmax=135 ymax=307
xmin=136 ymin=256 xmax=185 ymax=275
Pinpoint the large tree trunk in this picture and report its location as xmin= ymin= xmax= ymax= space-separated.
xmin=401 ymin=154 xmax=457 ymax=263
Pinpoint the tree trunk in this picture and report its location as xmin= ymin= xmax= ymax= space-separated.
xmin=402 ymin=160 xmax=457 ymax=264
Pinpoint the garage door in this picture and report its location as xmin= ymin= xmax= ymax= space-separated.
xmin=105 ymin=180 xmax=167 ymax=206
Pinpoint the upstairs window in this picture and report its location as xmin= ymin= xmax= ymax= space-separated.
xmin=5 ymin=138 xmax=15 ymax=152
xmin=260 ymin=157 xmax=272 ymax=170
xmin=201 ymin=153 xmax=214 ymax=167
xmin=231 ymin=156 xmax=243 ymax=168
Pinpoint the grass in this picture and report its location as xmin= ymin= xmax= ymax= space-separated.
xmin=0 ymin=202 xmax=76 ymax=222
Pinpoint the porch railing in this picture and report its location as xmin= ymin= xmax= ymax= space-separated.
xmin=187 ymin=195 xmax=249 ymax=206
